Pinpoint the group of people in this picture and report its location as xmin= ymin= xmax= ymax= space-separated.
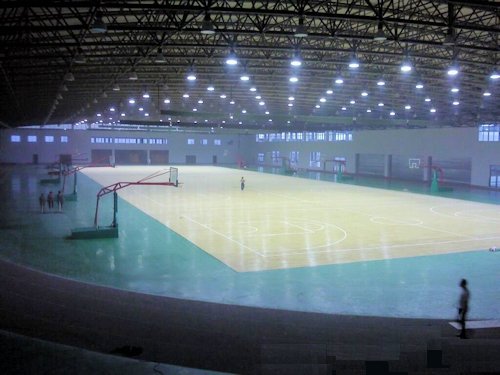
xmin=39 ymin=191 xmax=64 ymax=213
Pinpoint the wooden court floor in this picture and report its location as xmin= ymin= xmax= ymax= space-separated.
xmin=83 ymin=166 xmax=500 ymax=272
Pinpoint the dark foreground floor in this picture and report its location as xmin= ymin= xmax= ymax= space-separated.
xmin=1 ymin=259 xmax=499 ymax=374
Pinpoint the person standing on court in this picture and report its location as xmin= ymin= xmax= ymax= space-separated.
xmin=240 ymin=177 xmax=245 ymax=191
xmin=39 ymin=193 xmax=46 ymax=213
xmin=47 ymin=191 xmax=54 ymax=211
xmin=57 ymin=190 xmax=64 ymax=212
xmin=457 ymin=278 xmax=470 ymax=339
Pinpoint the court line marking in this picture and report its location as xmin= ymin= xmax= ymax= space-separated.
xmin=181 ymin=215 xmax=265 ymax=257
xmin=135 ymin=191 xmax=488 ymax=257
xmin=89 ymin=172 xmax=499 ymax=263
xmin=263 ymin=235 xmax=500 ymax=257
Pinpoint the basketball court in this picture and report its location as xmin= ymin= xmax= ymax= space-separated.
xmin=82 ymin=166 xmax=500 ymax=272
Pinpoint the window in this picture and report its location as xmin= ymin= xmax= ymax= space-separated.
xmin=44 ymin=136 xmax=54 ymax=143
xmin=479 ymin=124 xmax=499 ymax=142
xmin=187 ymin=138 xmax=195 ymax=145
xmin=10 ymin=135 xmax=21 ymax=143
xmin=214 ymin=139 xmax=221 ymax=145
xmin=256 ymin=133 xmax=266 ymax=142
xmin=257 ymin=153 xmax=264 ymax=163
xmin=271 ymin=151 xmax=280 ymax=165
xmin=60 ymin=136 xmax=68 ymax=143
xmin=309 ymin=151 xmax=321 ymax=168
xmin=305 ymin=132 xmax=313 ymax=141
xmin=201 ymin=139 xmax=208 ymax=145
xmin=27 ymin=135 xmax=37 ymax=143
xmin=290 ymin=151 xmax=299 ymax=164
xmin=490 ymin=165 xmax=500 ymax=188
xmin=316 ymin=132 xmax=325 ymax=141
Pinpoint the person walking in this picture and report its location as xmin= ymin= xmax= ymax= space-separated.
xmin=457 ymin=278 xmax=470 ymax=339
xmin=57 ymin=190 xmax=64 ymax=212
xmin=47 ymin=191 xmax=54 ymax=211
xmin=240 ymin=177 xmax=245 ymax=191
xmin=39 ymin=193 xmax=46 ymax=213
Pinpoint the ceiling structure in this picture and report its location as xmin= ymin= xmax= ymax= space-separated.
xmin=0 ymin=0 xmax=498 ymax=131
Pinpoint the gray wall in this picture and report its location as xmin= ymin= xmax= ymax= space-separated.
xmin=250 ymin=127 xmax=500 ymax=188
xmin=1 ymin=127 xmax=498 ymax=187
xmin=0 ymin=128 xmax=254 ymax=166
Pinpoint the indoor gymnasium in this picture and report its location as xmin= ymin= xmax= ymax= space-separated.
xmin=0 ymin=2 xmax=499 ymax=374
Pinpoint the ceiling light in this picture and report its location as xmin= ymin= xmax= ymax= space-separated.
xmin=198 ymin=99 xmax=203 ymax=104
xmin=289 ymin=76 xmax=299 ymax=83
xmin=326 ymin=90 xmax=333 ymax=94
xmin=443 ymin=29 xmax=455 ymax=46
xmin=154 ymin=48 xmax=166 ymax=63
xmin=294 ymin=17 xmax=308 ymax=38
xmin=142 ymin=92 xmax=150 ymax=98
xmin=74 ymin=51 xmax=86 ymax=64
xmin=447 ymin=63 xmax=459 ymax=76
xmin=405 ymin=105 xmax=411 ymax=110
xmin=350 ymin=100 xmax=356 ymax=104
xmin=348 ymin=55 xmax=359 ymax=69
xmin=182 ymin=93 xmax=189 ymax=98
xmin=242 ymin=109 xmax=247 ymax=114
xmin=128 ymin=98 xmax=135 ymax=104
xmin=109 ymin=107 xmax=115 ymax=112
xmin=64 ymin=72 xmax=75 ymax=81
xmin=288 ymin=103 xmax=293 ymax=107
xmin=207 ymin=84 xmax=215 ymax=91
xmin=290 ymin=50 xmax=302 ymax=67
xmin=315 ymin=104 xmax=320 ymax=108
xmin=225 ymin=50 xmax=238 ymax=65
xmin=101 ymin=91 xmax=107 ymax=98
xmin=451 ymin=87 xmax=459 ymax=93
xmin=400 ymin=58 xmax=412 ymax=72
xmin=361 ymin=91 xmax=368 ymax=96
xmin=193 ymin=108 xmax=197 ymax=112
xmin=288 ymin=96 xmax=295 ymax=101
xmin=249 ymin=87 xmax=257 ymax=92
xmin=240 ymin=72 xmax=250 ymax=81
xmin=121 ymin=113 xmax=125 ymax=117
xmin=366 ymin=108 xmax=372 ymax=113
xmin=320 ymin=97 xmax=326 ymax=102
xmin=335 ymin=78 xmax=344 ymax=84
xmin=128 ymin=70 xmax=138 ymax=80
xmin=220 ymin=94 xmax=226 ymax=98
xmin=390 ymin=111 xmax=396 ymax=116
xmin=163 ymin=98 xmax=170 ymax=104
xmin=430 ymin=108 xmax=436 ymax=113
xmin=489 ymin=70 xmax=500 ymax=80
xmin=341 ymin=107 xmax=347 ymax=111
xmin=230 ymin=100 xmax=235 ymax=104
xmin=112 ymin=83 xmax=120 ymax=91
xmin=377 ymin=79 xmax=385 ymax=86
xmin=425 ymin=98 xmax=431 ymax=102
xmin=265 ymin=111 xmax=269 ymax=115
xmin=452 ymin=101 xmax=459 ymax=105
xmin=378 ymin=102 xmax=384 ymax=107
xmin=483 ymin=91 xmax=491 ymax=96
xmin=186 ymin=70 xmax=197 ymax=81
xmin=90 ymin=12 xmax=107 ymax=33
xmin=373 ymin=22 xmax=387 ymax=42
xmin=255 ymin=95 xmax=261 ymax=99
xmin=200 ymin=13 xmax=215 ymax=35
xmin=415 ymin=82 xmax=424 ymax=89
xmin=138 ymin=107 xmax=143 ymax=111
xmin=61 ymin=84 xmax=68 ymax=91
xmin=259 ymin=101 xmax=265 ymax=106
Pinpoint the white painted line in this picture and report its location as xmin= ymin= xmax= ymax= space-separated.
xmin=449 ymin=320 xmax=500 ymax=330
